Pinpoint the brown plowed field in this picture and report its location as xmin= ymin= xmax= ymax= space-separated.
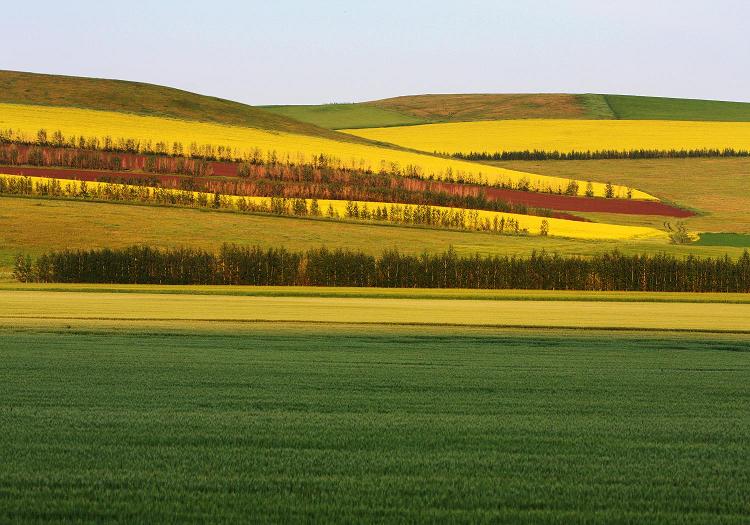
xmin=0 ymin=165 xmax=692 ymax=218
xmin=481 ymin=186 xmax=694 ymax=217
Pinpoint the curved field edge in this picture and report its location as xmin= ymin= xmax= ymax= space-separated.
xmin=342 ymin=119 xmax=750 ymax=158
xmin=0 ymin=103 xmax=653 ymax=200
xmin=1 ymin=174 xmax=669 ymax=241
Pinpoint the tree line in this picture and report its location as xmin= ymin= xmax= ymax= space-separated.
xmin=14 ymin=245 xmax=750 ymax=292
xmin=0 ymin=130 xmax=615 ymax=195
xmin=0 ymin=144 xmax=557 ymax=216
xmin=0 ymin=143 xmax=213 ymax=176
xmin=452 ymin=148 xmax=750 ymax=161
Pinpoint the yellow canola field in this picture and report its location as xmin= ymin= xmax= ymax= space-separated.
xmin=343 ymin=119 xmax=750 ymax=155
xmin=0 ymin=103 xmax=654 ymax=200
xmin=4 ymin=174 xmax=668 ymax=242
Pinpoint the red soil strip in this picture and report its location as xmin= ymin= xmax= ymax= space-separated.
xmin=1 ymin=165 xmax=693 ymax=218
xmin=482 ymin=186 xmax=694 ymax=217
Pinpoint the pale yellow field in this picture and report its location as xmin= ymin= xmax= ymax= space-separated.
xmin=0 ymin=103 xmax=652 ymax=199
xmin=3 ymin=174 xmax=669 ymax=241
xmin=343 ymin=119 xmax=750 ymax=155
xmin=2 ymin=289 xmax=749 ymax=332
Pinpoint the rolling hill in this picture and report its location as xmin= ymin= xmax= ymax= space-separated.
xmin=263 ymin=93 xmax=750 ymax=129
xmin=0 ymin=70 xmax=359 ymax=142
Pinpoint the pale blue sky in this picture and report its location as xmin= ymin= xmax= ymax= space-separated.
xmin=5 ymin=0 xmax=749 ymax=104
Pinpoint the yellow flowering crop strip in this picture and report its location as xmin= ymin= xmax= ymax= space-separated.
xmin=1 ymin=174 xmax=668 ymax=242
xmin=0 ymin=103 xmax=653 ymax=200
xmin=343 ymin=119 xmax=750 ymax=156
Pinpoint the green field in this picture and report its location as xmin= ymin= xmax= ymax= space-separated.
xmin=1 ymin=324 xmax=748 ymax=523
xmin=604 ymin=94 xmax=750 ymax=121
xmin=259 ymin=93 xmax=750 ymax=129
xmin=695 ymin=233 xmax=750 ymax=247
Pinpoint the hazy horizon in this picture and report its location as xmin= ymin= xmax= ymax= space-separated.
xmin=6 ymin=0 xmax=749 ymax=105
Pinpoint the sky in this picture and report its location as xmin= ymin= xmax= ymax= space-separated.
xmin=5 ymin=0 xmax=750 ymax=105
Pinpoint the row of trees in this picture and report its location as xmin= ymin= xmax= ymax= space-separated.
xmin=0 ymin=144 xmax=214 ymax=177
xmin=0 ymin=144 xmax=562 ymax=215
xmin=14 ymin=245 xmax=750 ymax=292
xmin=0 ymin=176 xmax=536 ymax=236
xmin=0 ymin=131 xmax=613 ymax=195
xmin=452 ymin=148 xmax=750 ymax=161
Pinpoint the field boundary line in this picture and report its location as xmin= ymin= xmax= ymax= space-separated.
xmin=3 ymin=315 xmax=750 ymax=335
xmin=2 ymin=286 xmax=749 ymax=304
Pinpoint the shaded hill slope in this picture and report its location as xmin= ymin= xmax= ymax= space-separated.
xmin=0 ymin=70 xmax=360 ymax=141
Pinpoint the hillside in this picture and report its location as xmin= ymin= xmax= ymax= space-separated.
xmin=604 ymin=94 xmax=750 ymax=121
xmin=0 ymin=70 xmax=360 ymax=142
xmin=264 ymin=93 xmax=750 ymax=129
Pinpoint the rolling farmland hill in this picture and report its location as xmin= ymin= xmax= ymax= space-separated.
xmin=1 ymin=70 xmax=748 ymax=280
xmin=263 ymin=93 xmax=750 ymax=129
xmin=0 ymin=70 xmax=360 ymax=142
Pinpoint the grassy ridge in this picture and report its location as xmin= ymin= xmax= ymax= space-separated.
xmin=261 ymin=103 xmax=425 ymax=129
xmin=1 ymin=327 xmax=748 ymax=522
xmin=0 ymin=70 xmax=358 ymax=141
xmin=605 ymin=94 xmax=750 ymax=121
xmin=369 ymin=93 xmax=614 ymax=122
xmin=266 ymin=94 xmax=613 ymax=129
xmin=263 ymin=93 xmax=750 ymax=129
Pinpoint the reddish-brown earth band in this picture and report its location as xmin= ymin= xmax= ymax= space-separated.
xmin=0 ymin=165 xmax=694 ymax=218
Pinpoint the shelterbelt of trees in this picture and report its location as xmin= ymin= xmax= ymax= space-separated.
xmin=0 ymin=143 xmax=634 ymax=197
xmin=14 ymin=245 xmax=750 ymax=292
xmin=452 ymin=147 xmax=750 ymax=161
xmin=0 ymin=144 xmax=693 ymax=217
xmin=0 ymin=174 xmax=667 ymax=241
xmin=0 ymin=103 xmax=653 ymax=199
xmin=0 ymin=144 xmax=568 ymax=217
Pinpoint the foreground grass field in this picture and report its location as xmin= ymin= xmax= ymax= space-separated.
xmin=1 ymin=324 xmax=748 ymax=523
